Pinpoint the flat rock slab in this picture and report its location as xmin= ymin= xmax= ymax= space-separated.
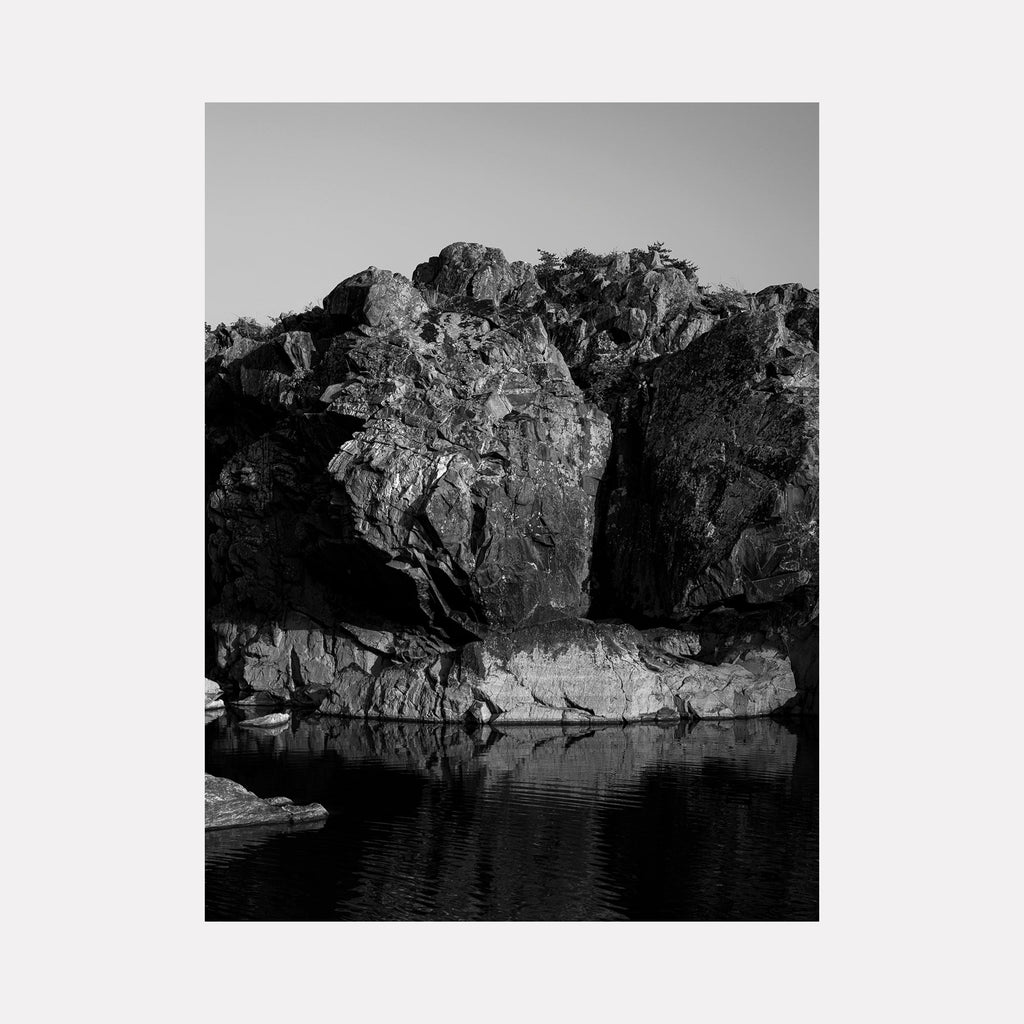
xmin=238 ymin=712 xmax=290 ymax=728
xmin=205 ymin=774 xmax=328 ymax=831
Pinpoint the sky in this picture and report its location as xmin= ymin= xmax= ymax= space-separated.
xmin=206 ymin=103 xmax=818 ymax=326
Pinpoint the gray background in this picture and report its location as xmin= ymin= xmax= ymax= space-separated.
xmin=206 ymin=103 xmax=818 ymax=326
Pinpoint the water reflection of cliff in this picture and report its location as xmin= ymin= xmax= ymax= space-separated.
xmin=206 ymin=715 xmax=817 ymax=921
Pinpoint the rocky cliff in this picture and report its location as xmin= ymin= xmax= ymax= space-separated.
xmin=206 ymin=242 xmax=818 ymax=722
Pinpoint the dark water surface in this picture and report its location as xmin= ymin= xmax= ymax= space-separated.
xmin=205 ymin=711 xmax=817 ymax=921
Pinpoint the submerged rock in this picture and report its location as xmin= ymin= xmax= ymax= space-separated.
xmin=205 ymin=773 xmax=328 ymax=830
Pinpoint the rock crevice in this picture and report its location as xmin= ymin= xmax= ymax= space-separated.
xmin=206 ymin=242 xmax=818 ymax=720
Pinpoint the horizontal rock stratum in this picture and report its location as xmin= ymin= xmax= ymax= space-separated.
xmin=206 ymin=242 xmax=818 ymax=721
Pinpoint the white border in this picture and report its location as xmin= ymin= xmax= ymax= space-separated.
xmin=5 ymin=1 xmax=1019 ymax=1020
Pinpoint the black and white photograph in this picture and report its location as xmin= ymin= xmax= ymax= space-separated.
xmin=203 ymin=102 xmax=820 ymax=921
xmin=6 ymin=3 xmax=1018 ymax=1020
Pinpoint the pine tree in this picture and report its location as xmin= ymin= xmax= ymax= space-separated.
xmin=536 ymin=249 xmax=561 ymax=274
xmin=646 ymin=241 xmax=699 ymax=280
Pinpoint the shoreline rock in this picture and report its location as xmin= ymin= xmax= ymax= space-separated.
xmin=238 ymin=712 xmax=291 ymax=729
xmin=205 ymin=679 xmax=224 ymax=710
xmin=205 ymin=774 xmax=328 ymax=830
xmin=206 ymin=242 xmax=818 ymax=721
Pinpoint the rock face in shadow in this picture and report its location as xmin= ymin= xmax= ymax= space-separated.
xmin=785 ymin=613 xmax=819 ymax=715
xmin=206 ymin=242 xmax=818 ymax=717
xmin=589 ymin=284 xmax=819 ymax=622
xmin=205 ymin=774 xmax=328 ymax=830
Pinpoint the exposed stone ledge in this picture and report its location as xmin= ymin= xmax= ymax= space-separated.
xmin=204 ymin=774 xmax=328 ymax=831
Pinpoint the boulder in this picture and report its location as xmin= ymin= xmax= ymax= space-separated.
xmin=238 ymin=712 xmax=291 ymax=728
xmin=322 ymin=267 xmax=427 ymax=329
xmin=413 ymin=242 xmax=543 ymax=308
xmin=207 ymin=270 xmax=612 ymax=698
xmin=320 ymin=310 xmax=610 ymax=634
xmin=205 ymin=774 xmax=328 ymax=830
xmin=540 ymin=252 xmax=716 ymax=389
xmin=204 ymin=678 xmax=224 ymax=710
xmin=590 ymin=288 xmax=818 ymax=622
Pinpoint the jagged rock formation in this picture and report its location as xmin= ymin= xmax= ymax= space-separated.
xmin=323 ymin=266 xmax=428 ymax=329
xmin=413 ymin=242 xmax=543 ymax=308
xmin=206 ymin=242 xmax=818 ymax=720
xmin=590 ymin=283 xmax=819 ymax=622
xmin=542 ymin=251 xmax=713 ymax=373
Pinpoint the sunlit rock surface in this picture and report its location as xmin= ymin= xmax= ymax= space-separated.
xmin=211 ymin=617 xmax=794 ymax=722
xmin=322 ymin=266 xmax=428 ymax=330
xmin=206 ymin=242 xmax=818 ymax=718
xmin=205 ymin=678 xmax=224 ymax=710
xmin=413 ymin=242 xmax=543 ymax=308
xmin=462 ymin=619 xmax=797 ymax=722
xmin=204 ymin=773 xmax=328 ymax=830
xmin=238 ymin=712 xmax=290 ymax=729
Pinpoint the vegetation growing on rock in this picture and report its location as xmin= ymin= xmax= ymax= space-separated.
xmin=206 ymin=241 xmax=819 ymax=721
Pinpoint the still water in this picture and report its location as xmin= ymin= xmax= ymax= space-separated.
xmin=205 ymin=711 xmax=818 ymax=921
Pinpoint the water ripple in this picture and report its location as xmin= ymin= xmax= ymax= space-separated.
xmin=206 ymin=714 xmax=817 ymax=920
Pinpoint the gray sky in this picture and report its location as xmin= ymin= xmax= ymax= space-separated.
xmin=206 ymin=103 xmax=817 ymax=326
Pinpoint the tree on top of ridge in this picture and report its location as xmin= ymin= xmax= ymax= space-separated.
xmin=644 ymin=241 xmax=699 ymax=280
xmin=562 ymin=247 xmax=611 ymax=272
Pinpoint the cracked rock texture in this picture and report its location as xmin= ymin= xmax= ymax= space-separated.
xmin=205 ymin=774 xmax=328 ymax=830
xmin=413 ymin=242 xmax=543 ymax=308
xmin=206 ymin=242 xmax=818 ymax=720
xmin=590 ymin=284 xmax=819 ymax=622
xmin=461 ymin=619 xmax=797 ymax=722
